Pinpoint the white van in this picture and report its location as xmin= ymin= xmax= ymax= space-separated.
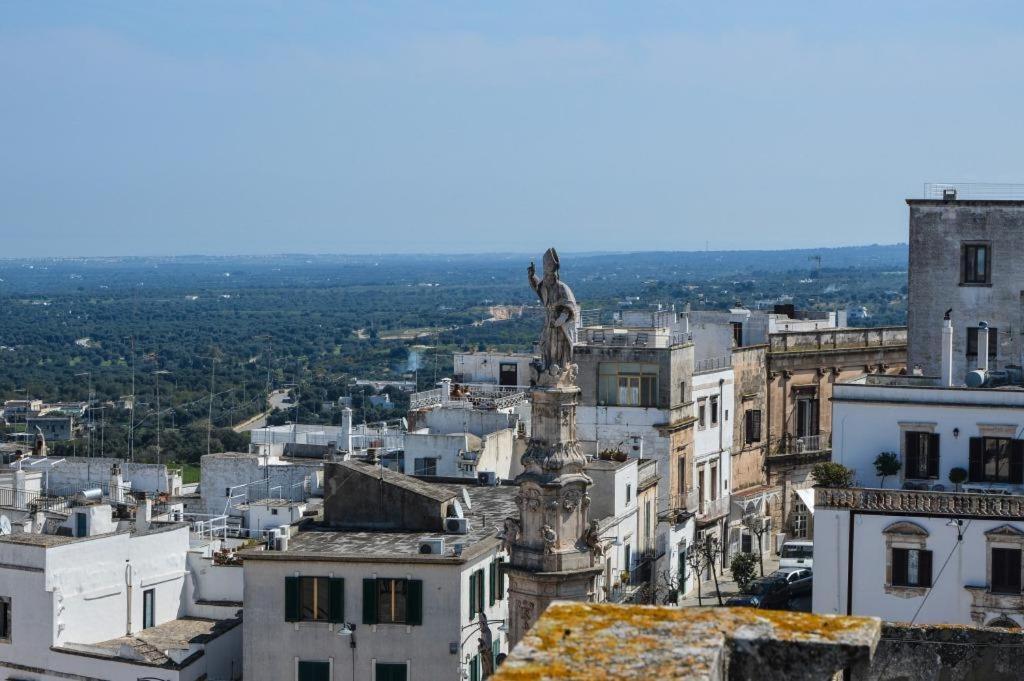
xmin=779 ymin=540 xmax=813 ymax=569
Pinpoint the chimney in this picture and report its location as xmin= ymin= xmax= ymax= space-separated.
xmin=110 ymin=464 xmax=124 ymax=504
xmin=441 ymin=378 xmax=452 ymax=405
xmin=136 ymin=498 xmax=152 ymax=531
xmin=941 ymin=316 xmax=954 ymax=387
xmin=978 ymin=322 xmax=990 ymax=373
xmin=13 ymin=468 xmax=26 ymax=508
xmin=341 ymin=407 xmax=354 ymax=456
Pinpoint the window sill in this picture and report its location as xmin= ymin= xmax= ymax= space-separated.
xmin=884 ymin=584 xmax=929 ymax=598
xmin=959 ymin=282 xmax=993 ymax=288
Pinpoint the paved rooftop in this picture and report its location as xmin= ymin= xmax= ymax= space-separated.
xmin=73 ymin=616 xmax=240 ymax=669
xmin=279 ymin=483 xmax=518 ymax=560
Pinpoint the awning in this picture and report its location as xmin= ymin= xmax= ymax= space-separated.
xmin=795 ymin=488 xmax=815 ymax=514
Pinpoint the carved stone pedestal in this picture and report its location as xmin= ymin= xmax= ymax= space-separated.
xmin=506 ymin=383 xmax=601 ymax=645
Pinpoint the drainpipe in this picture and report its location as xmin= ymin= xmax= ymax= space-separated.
xmin=125 ymin=560 xmax=133 ymax=635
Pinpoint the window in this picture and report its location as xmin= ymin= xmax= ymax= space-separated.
xmin=697 ymin=400 xmax=707 ymax=429
xmin=791 ymin=506 xmax=808 ymax=539
xmin=731 ymin=321 xmax=743 ymax=347
xmin=962 ymin=242 xmax=991 ymax=285
xmin=598 ymin=363 xmax=659 ymax=407
xmin=362 ymin=578 xmax=423 ymax=625
xmin=678 ymin=381 xmax=687 ymax=404
xmin=795 ymin=394 xmax=819 ymax=438
xmin=710 ymin=396 xmax=719 ymax=425
xmin=625 ymin=483 xmax=632 ymax=505
xmin=414 ymin=457 xmax=437 ymax=476
xmin=745 ymin=410 xmax=762 ymax=444
xmin=297 ymin=660 xmax=331 ymax=681
xmin=966 ymin=326 xmax=998 ymax=359
xmin=623 ymin=543 xmax=632 ymax=573
xmin=969 ymin=438 xmax=1024 ymax=484
xmin=375 ymin=662 xmax=408 ymax=681
xmin=285 ymin=576 xmax=345 ymax=623
xmin=468 ymin=569 xmax=486 ymax=620
xmin=469 ymin=654 xmax=481 ymax=681
xmin=0 ymin=597 xmax=10 ymax=642
xmin=891 ymin=548 xmax=933 ymax=587
xmin=991 ymin=548 xmax=1022 ymax=594
xmin=142 ymin=588 xmax=155 ymax=629
xmin=904 ymin=432 xmax=939 ymax=479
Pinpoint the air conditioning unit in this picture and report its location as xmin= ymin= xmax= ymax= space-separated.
xmin=445 ymin=517 xmax=470 ymax=534
xmin=477 ymin=471 xmax=499 ymax=486
xmin=419 ymin=538 xmax=446 ymax=555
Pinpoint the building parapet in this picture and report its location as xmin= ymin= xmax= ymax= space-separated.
xmin=768 ymin=326 xmax=907 ymax=354
xmin=694 ymin=355 xmax=732 ymax=375
xmin=409 ymin=382 xmax=530 ymax=411
xmin=577 ymin=326 xmax=689 ymax=349
xmin=816 ymin=486 xmax=1024 ymax=518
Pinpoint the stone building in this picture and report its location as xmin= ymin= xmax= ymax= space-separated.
xmin=762 ymin=326 xmax=907 ymax=541
xmin=907 ymin=194 xmax=1024 ymax=382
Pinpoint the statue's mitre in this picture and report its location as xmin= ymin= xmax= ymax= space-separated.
xmin=543 ymin=247 xmax=559 ymax=271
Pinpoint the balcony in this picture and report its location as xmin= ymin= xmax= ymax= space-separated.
xmin=696 ymin=495 xmax=730 ymax=523
xmin=769 ymin=434 xmax=832 ymax=461
xmin=816 ymin=486 xmax=1024 ymax=518
xmin=409 ymin=382 xmax=530 ymax=411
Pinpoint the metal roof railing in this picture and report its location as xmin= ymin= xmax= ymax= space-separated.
xmin=924 ymin=182 xmax=1024 ymax=200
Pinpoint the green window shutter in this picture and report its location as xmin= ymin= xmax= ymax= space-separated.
xmin=488 ymin=562 xmax=496 ymax=607
xmin=493 ymin=639 xmax=501 ymax=666
xmin=477 ymin=570 xmax=485 ymax=612
xmin=497 ymin=558 xmax=506 ymax=599
xmin=285 ymin=576 xmax=300 ymax=622
xmin=468 ymin=573 xmax=477 ymax=620
xmin=469 ymin=654 xmax=480 ymax=681
xmin=406 ymin=579 xmax=423 ymax=626
xmin=376 ymin=663 xmax=408 ymax=681
xmin=328 ymin=577 xmax=345 ymax=623
xmin=297 ymin=660 xmax=330 ymax=681
xmin=969 ymin=438 xmax=984 ymax=481
xmin=362 ymin=578 xmax=378 ymax=624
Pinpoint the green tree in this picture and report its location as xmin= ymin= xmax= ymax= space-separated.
xmin=874 ymin=452 xmax=901 ymax=489
xmin=949 ymin=467 xmax=968 ymax=492
xmin=812 ymin=462 xmax=855 ymax=488
xmin=730 ymin=552 xmax=758 ymax=591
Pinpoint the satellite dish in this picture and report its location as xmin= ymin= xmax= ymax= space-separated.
xmin=0 ymin=515 xmax=11 ymax=536
xmin=461 ymin=487 xmax=473 ymax=511
xmin=452 ymin=499 xmax=465 ymax=519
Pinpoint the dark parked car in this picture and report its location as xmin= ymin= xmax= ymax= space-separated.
xmin=770 ymin=568 xmax=813 ymax=598
xmin=725 ymin=576 xmax=790 ymax=609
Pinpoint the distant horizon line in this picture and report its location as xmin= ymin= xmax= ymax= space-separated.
xmin=0 ymin=242 xmax=908 ymax=262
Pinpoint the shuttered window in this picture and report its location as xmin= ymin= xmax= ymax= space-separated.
xmin=992 ymin=548 xmax=1022 ymax=594
xmin=891 ymin=548 xmax=932 ymax=588
xmin=904 ymin=432 xmax=939 ymax=480
xmin=297 ymin=660 xmax=330 ymax=681
xmin=745 ymin=410 xmax=762 ymax=444
xmin=969 ymin=438 xmax=1024 ymax=484
xmin=375 ymin=663 xmax=409 ymax=681
xmin=285 ymin=577 xmax=344 ymax=623
xmin=362 ymin=578 xmax=422 ymax=626
xmin=488 ymin=562 xmax=497 ymax=607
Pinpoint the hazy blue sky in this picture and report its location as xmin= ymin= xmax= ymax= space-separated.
xmin=3 ymin=2 xmax=1024 ymax=257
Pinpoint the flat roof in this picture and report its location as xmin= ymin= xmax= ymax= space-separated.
xmin=255 ymin=484 xmax=518 ymax=562
xmin=907 ymin=199 xmax=1024 ymax=206
xmin=66 ymin=616 xmax=241 ymax=669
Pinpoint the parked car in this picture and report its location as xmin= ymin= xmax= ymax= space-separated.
xmin=725 ymin=576 xmax=790 ymax=609
xmin=779 ymin=540 xmax=814 ymax=569
xmin=770 ymin=568 xmax=813 ymax=598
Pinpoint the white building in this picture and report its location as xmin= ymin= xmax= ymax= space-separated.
xmin=690 ymin=366 xmax=735 ymax=565
xmin=813 ymin=373 xmax=1024 ymax=626
xmin=452 ymin=351 xmax=535 ymax=387
xmin=200 ymin=451 xmax=322 ymax=517
xmin=0 ymin=500 xmax=242 ymax=680
xmin=241 ymin=460 xmax=512 ymax=681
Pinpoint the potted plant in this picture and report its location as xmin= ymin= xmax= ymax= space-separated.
xmin=812 ymin=462 xmax=855 ymax=488
xmin=874 ymin=451 xmax=901 ymax=489
xmin=949 ymin=467 xmax=968 ymax=492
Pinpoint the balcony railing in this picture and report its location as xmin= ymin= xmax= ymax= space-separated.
xmin=816 ymin=486 xmax=1024 ymax=518
xmin=694 ymin=355 xmax=732 ymax=375
xmin=577 ymin=326 xmax=690 ymax=349
xmin=770 ymin=434 xmax=832 ymax=458
xmin=409 ymin=383 xmax=530 ymax=411
xmin=696 ymin=495 xmax=731 ymax=521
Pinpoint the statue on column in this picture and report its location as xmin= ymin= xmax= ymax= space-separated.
xmin=527 ymin=248 xmax=579 ymax=385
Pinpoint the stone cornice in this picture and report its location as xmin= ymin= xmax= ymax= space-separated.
xmin=816 ymin=487 xmax=1024 ymax=518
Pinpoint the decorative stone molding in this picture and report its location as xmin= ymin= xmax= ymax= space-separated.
xmin=883 ymin=520 xmax=930 ymax=597
xmin=816 ymin=487 xmax=1024 ymax=518
xmin=978 ymin=424 xmax=1020 ymax=439
xmin=883 ymin=521 xmax=929 ymax=537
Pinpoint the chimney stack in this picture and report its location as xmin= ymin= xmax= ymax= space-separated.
xmin=341 ymin=407 xmax=354 ymax=456
xmin=136 ymin=497 xmax=152 ymax=531
xmin=941 ymin=315 xmax=954 ymax=387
